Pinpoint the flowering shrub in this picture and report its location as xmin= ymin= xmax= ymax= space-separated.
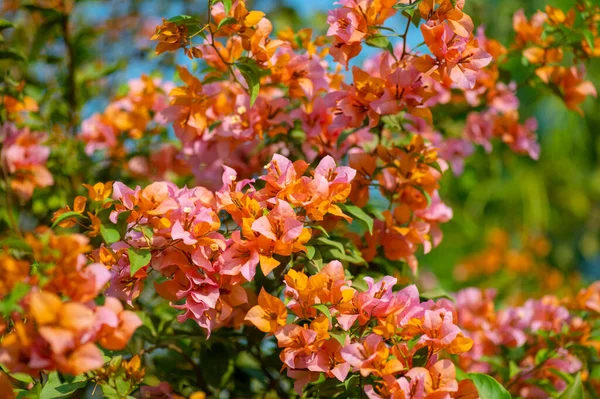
xmin=0 ymin=0 xmax=599 ymax=398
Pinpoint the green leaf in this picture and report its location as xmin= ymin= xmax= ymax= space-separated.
xmin=200 ymin=343 xmax=235 ymax=388
xmin=51 ymin=211 xmax=85 ymax=228
xmin=330 ymin=331 xmax=347 ymax=346
xmin=0 ymin=19 xmax=14 ymax=32
xmin=100 ymin=225 xmax=120 ymax=244
xmin=412 ymin=185 xmax=432 ymax=207
xmin=0 ymin=237 xmax=32 ymax=251
xmin=557 ymin=373 xmax=583 ymax=399
xmin=336 ymin=129 xmax=354 ymax=148
xmin=313 ymin=304 xmax=332 ymax=323
xmin=468 ymin=373 xmax=512 ymax=399
xmin=534 ymin=348 xmax=551 ymax=365
xmin=305 ymin=245 xmax=316 ymax=260
xmin=116 ymin=210 xmax=132 ymax=236
xmin=314 ymin=236 xmax=345 ymax=254
xmin=0 ymin=283 xmax=30 ymax=315
xmin=339 ymin=203 xmax=374 ymax=234
xmin=583 ymin=30 xmax=595 ymax=51
xmin=455 ymin=367 xmax=468 ymax=381
xmin=508 ymin=361 xmax=520 ymax=379
xmin=128 ymin=248 xmax=151 ymax=276
xmin=167 ymin=15 xmax=199 ymax=24
xmin=412 ymin=346 xmax=430 ymax=367
xmin=0 ymin=48 xmax=27 ymax=62
xmin=419 ymin=288 xmax=454 ymax=301
xmin=311 ymin=249 xmax=324 ymax=271
xmin=217 ymin=16 xmax=237 ymax=29
xmin=393 ymin=0 xmax=421 ymax=11
xmin=237 ymin=63 xmax=260 ymax=106
xmin=344 ymin=374 xmax=359 ymax=390
xmin=430 ymin=161 xmax=443 ymax=174
xmin=311 ymin=224 xmax=330 ymax=238
xmin=365 ymin=34 xmax=391 ymax=50
xmin=223 ymin=0 xmax=232 ymax=13
xmin=39 ymin=372 xmax=86 ymax=399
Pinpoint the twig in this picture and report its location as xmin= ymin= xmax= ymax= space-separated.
xmin=400 ymin=1 xmax=413 ymax=61
xmin=1 ymin=159 xmax=20 ymax=237
xmin=61 ymin=13 xmax=78 ymax=134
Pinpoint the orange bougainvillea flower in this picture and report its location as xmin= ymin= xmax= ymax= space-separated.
xmin=245 ymin=288 xmax=288 ymax=333
xmin=419 ymin=0 xmax=474 ymax=37
xmin=536 ymin=65 xmax=598 ymax=114
xmin=512 ymin=9 xmax=547 ymax=47
xmin=150 ymin=18 xmax=189 ymax=55
xmin=83 ymin=181 xmax=113 ymax=202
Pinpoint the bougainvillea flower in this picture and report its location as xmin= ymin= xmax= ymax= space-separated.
xmin=245 ymin=288 xmax=288 ymax=333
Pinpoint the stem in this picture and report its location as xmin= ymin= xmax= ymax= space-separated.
xmin=61 ymin=13 xmax=78 ymax=134
xmin=400 ymin=1 xmax=413 ymax=61
xmin=1 ymin=159 xmax=20 ymax=237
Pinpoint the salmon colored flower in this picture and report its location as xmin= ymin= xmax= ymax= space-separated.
xmin=417 ymin=23 xmax=492 ymax=89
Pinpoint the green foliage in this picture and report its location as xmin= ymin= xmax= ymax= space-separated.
xmin=128 ymin=247 xmax=152 ymax=275
xmin=557 ymin=373 xmax=583 ymax=399
xmin=468 ymin=373 xmax=513 ymax=399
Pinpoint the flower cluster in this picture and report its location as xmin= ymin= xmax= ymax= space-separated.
xmin=78 ymin=76 xmax=187 ymax=180
xmin=246 ymin=260 xmax=475 ymax=396
xmin=60 ymin=155 xmax=354 ymax=337
xmin=455 ymin=287 xmax=600 ymax=398
xmin=0 ymin=230 xmax=141 ymax=376
xmin=346 ymin=136 xmax=452 ymax=271
xmin=513 ymin=4 xmax=599 ymax=114
xmin=0 ymin=123 xmax=53 ymax=200
xmin=1 ymin=0 xmax=599 ymax=397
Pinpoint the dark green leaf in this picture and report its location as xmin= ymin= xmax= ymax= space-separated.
xmin=116 ymin=210 xmax=132 ymax=236
xmin=128 ymin=248 xmax=151 ymax=276
xmin=200 ymin=343 xmax=235 ymax=388
xmin=0 ymin=19 xmax=14 ymax=31
xmin=336 ymin=130 xmax=354 ymax=148
xmin=412 ymin=346 xmax=430 ymax=367
xmin=0 ymin=49 xmax=27 ymax=62
xmin=314 ymin=236 xmax=345 ymax=254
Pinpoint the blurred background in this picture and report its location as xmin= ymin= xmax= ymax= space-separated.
xmin=2 ymin=0 xmax=599 ymax=298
